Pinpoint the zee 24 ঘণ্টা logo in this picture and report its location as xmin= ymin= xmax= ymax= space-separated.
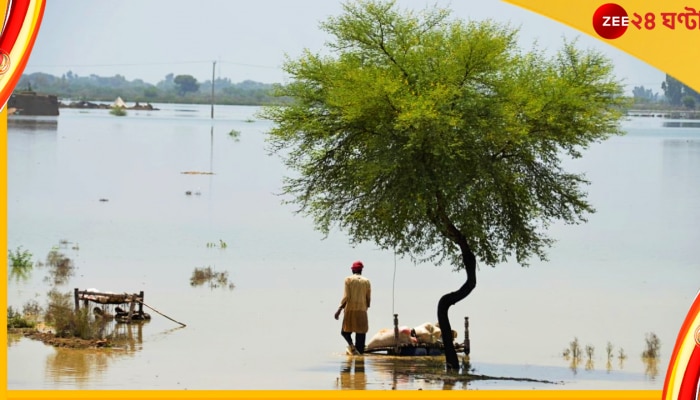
xmin=592 ymin=2 xmax=700 ymax=39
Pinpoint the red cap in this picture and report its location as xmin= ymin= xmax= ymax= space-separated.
xmin=351 ymin=261 xmax=364 ymax=271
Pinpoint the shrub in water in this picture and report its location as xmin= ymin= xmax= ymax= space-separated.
xmin=642 ymin=332 xmax=661 ymax=359
xmin=7 ymin=306 xmax=36 ymax=329
xmin=8 ymin=246 xmax=33 ymax=269
xmin=43 ymin=289 xmax=100 ymax=339
xmin=8 ymin=246 xmax=33 ymax=281
xmin=110 ymin=107 xmax=127 ymax=116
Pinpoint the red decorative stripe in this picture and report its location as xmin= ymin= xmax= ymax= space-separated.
xmin=0 ymin=0 xmax=30 ymax=53
xmin=678 ymin=344 xmax=700 ymax=400
xmin=664 ymin=292 xmax=700 ymax=398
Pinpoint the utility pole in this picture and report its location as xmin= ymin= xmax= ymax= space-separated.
xmin=211 ymin=61 xmax=216 ymax=119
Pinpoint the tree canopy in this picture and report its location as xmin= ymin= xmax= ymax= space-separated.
xmin=662 ymin=74 xmax=700 ymax=107
xmin=262 ymin=0 xmax=626 ymax=271
xmin=173 ymin=74 xmax=200 ymax=96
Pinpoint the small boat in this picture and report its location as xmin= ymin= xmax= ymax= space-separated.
xmin=114 ymin=306 xmax=151 ymax=323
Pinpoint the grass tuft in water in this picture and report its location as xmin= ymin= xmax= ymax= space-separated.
xmin=606 ymin=342 xmax=614 ymax=359
xmin=206 ymin=239 xmax=228 ymax=249
xmin=110 ymin=107 xmax=127 ymax=116
xmin=8 ymin=246 xmax=34 ymax=282
xmin=7 ymin=306 xmax=36 ymax=329
xmin=642 ymin=332 xmax=661 ymax=359
xmin=190 ymin=266 xmax=235 ymax=290
xmin=41 ymin=247 xmax=75 ymax=286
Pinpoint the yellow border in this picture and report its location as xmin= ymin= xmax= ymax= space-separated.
xmin=2 ymin=103 xmax=7 ymax=396
xmin=3 ymin=390 xmax=663 ymax=400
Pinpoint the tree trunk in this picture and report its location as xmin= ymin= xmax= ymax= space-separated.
xmin=429 ymin=190 xmax=478 ymax=370
xmin=437 ymin=241 xmax=477 ymax=370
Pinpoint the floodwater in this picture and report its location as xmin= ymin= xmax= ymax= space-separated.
xmin=6 ymin=104 xmax=700 ymax=390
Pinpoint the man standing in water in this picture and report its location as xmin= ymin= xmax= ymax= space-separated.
xmin=334 ymin=260 xmax=371 ymax=355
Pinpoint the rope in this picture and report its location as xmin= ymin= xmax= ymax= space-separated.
xmin=136 ymin=299 xmax=187 ymax=327
xmin=392 ymin=249 xmax=397 ymax=315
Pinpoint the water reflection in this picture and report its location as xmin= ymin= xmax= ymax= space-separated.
xmin=565 ymin=353 xmax=581 ymax=375
xmin=32 ymin=240 xmax=80 ymax=286
xmin=642 ymin=356 xmax=659 ymax=380
xmin=562 ymin=338 xmax=582 ymax=375
xmin=9 ymin=263 xmax=33 ymax=283
xmin=361 ymin=355 xmax=472 ymax=390
xmin=8 ymin=116 xmax=58 ymax=130
xmin=662 ymin=121 xmax=700 ymax=128
xmin=45 ymin=346 xmax=132 ymax=387
xmin=641 ymin=332 xmax=661 ymax=380
xmin=663 ymin=139 xmax=700 ymax=149
xmin=564 ymin=342 xmax=628 ymax=374
xmin=584 ymin=345 xmax=595 ymax=372
xmin=337 ymin=356 xmax=367 ymax=390
xmin=43 ymin=322 xmax=145 ymax=387
xmin=106 ymin=320 xmax=147 ymax=352
xmin=618 ymin=349 xmax=627 ymax=370
xmin=8 ymin=333 xmax=23 ymax=347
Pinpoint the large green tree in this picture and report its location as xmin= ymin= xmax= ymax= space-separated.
xmin=173 ymin=74 xmax=200 ymax=96
xmin=662 ymin=74 xmax=700 ymax=107
xmin=262 ymin=0 xmax=626 ymax=370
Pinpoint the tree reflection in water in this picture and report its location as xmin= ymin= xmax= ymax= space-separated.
xmin=642 ymin=356 xmax=659 ymax=380
xmin=43 ymin=322 xmax=158 ymax=386
xmin=338 ymin=355 xmax=556 ymax=390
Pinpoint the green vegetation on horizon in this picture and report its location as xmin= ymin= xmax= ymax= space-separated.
xmin=16 ymin=71 xmax=289 ymax=106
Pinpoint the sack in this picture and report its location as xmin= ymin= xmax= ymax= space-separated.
xmin=414 ymin=322 xmax=458 ymax=344
xmin=366 ymin=326 xmax=417 ymax=350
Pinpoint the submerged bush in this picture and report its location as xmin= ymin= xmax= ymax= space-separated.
xmin=109 ymin=107 xmax=127 ymax=116
xmin=22 ymin=300 xmax=43 ymax=320
xmin=642 ymin=332 xmax=661 ymax=359
xmin=7 ymin=306 xmax=36 ymax=329
xmin=43 ymin=248 xmax=75 ymax=286
xmin=9 ymin=246 xmax=33 ymax=269
xmin=190 ymin=266 xmax=235 ymax=290
xmin=43 ymin=289 xmax=101 ymax=339
xmin=8 ymin=246 xmax=34 ymax=282
xmin=569 ymin=337 xmax=581 ymax=359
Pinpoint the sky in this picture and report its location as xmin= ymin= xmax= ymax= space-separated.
xmin=24 ymin=0 xmax=665 ymax=94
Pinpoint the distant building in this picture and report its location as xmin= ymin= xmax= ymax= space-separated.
xmin=7 ymin=91 xmax=59 ymax=116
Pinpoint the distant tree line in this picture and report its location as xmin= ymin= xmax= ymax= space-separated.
xmin=16 ymin=70 xmax=699 ymax=110
xmin=15 ymin=71 xmax=289 ymax=106
xmin=661 ymin=74 xmax=700 ymax=109
xmin=632 ymin=74 xmax=700 ymax=109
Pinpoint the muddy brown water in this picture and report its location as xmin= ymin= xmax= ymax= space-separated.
xmin=6 ymin=106 xmax=700 ymax=390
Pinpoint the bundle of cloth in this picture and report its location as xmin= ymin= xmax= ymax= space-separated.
xmin=366 ymin=322 xmax=458 ymax=350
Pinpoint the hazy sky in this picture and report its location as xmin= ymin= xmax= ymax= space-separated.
xmin=25 ymin=0 xmax=664 ymax=93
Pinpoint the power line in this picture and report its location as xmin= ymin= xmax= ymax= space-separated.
xmin=27 ymin=60 xmax=212 ymax=68
xmin=28 ymin=60 xmax=282 ymax=70
xmin=218 ymin=60 xmax=281 ymax=70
